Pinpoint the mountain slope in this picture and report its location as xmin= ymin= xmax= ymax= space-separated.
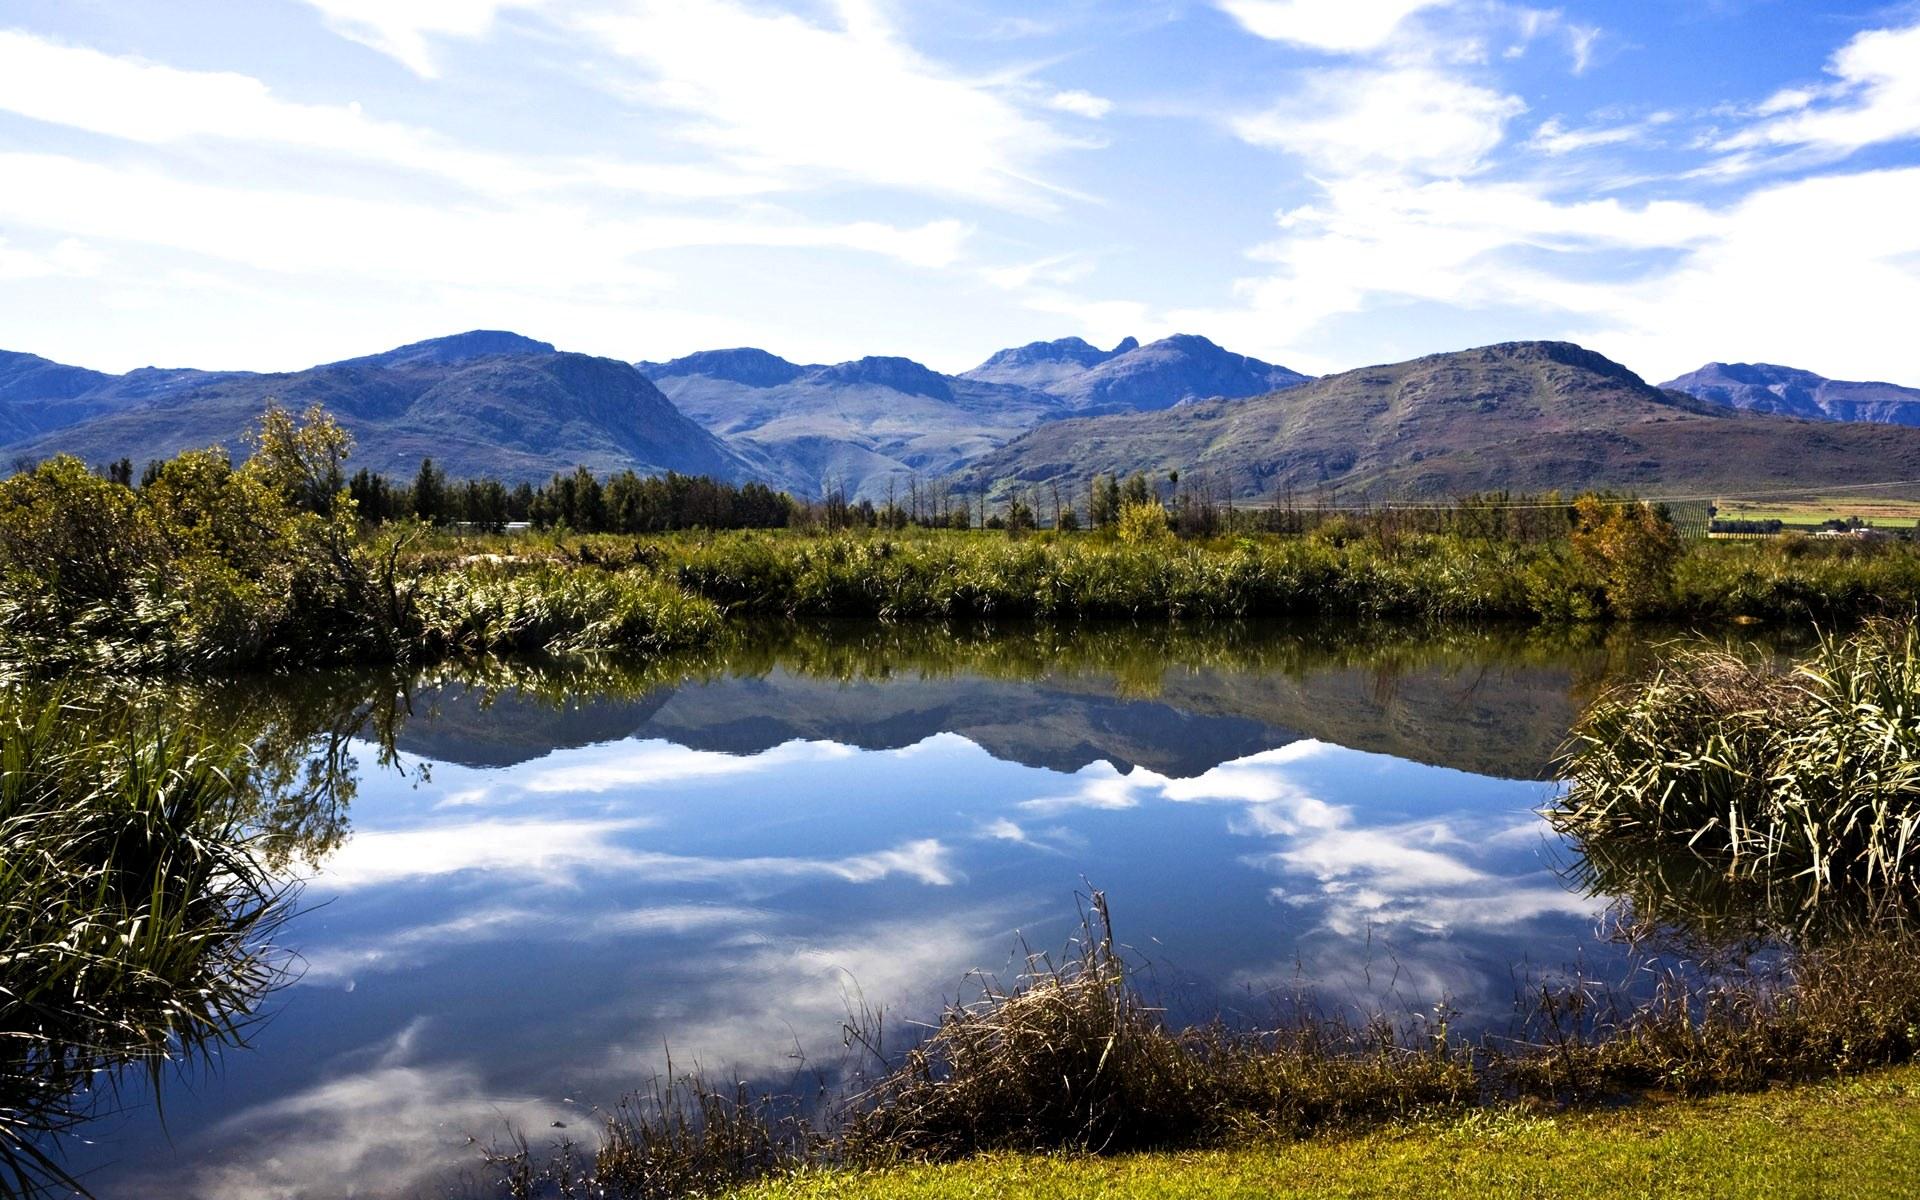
xmin=642 ymin=350 xmax=1067 ymax=500
xmin=1661 ymin=362 xmax=1920 ymax=426
xmin=642 ymin=334 xmax=1311 ymax=499
xmin=1036 ymin=334 xmax=1310 ymax=413
xmin=960 ymin=336 xmax=1140 ymax=390
xmin=970 ymin=341 xmax=1920 ymax=500
xmin=1 ymin=333 xmax=748 ymax=482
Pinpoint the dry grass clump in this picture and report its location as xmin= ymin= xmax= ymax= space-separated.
xmin=1502 ymin=932 xmax=1920 ymax=1099
xmin=485 ymin=890 xmax=1920 ymax=1199
xmin=842 ymin=895 xmax=1472 ymax=1162
xmin=483 ymin=1073 xmax=816 ymax=1200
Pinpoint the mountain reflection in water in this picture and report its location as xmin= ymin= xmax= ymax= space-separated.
xmin=49 ymin=619 xmax=1799 ymax=1200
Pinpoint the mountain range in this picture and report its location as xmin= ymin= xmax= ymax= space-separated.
xmin=5 ymin=330 xmax=1920 ymax=503
xmin=635 ymin=334 xmax=1307 ymax=498
xmin=0 ymin=331 xmax=745 ymax=482
xmin=970 ymin=341 xmax=1920 ymax=501
xmin=1659 ymin=362 xmax=1920 ymax=426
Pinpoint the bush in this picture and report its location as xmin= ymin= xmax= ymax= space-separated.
xmin=1115 ymin=501 xmax=1170 ymax=546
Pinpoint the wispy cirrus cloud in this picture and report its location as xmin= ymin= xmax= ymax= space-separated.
xmin=572 ymin=0 xmax=1090 ymax=209
xmin=1714 ymin=21 xmax=1920 ymax=160
xmin=1216 ymin=0 xmax=1457 ymax=52
xmin=292 ymin=0 xmax=548 ymax=78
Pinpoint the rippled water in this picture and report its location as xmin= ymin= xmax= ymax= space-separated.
xmin=59 ymin=620 xmax=1747 ymax=1197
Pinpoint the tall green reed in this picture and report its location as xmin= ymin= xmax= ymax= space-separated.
xmin=1 ymin=692 xmax=289 ymax=1199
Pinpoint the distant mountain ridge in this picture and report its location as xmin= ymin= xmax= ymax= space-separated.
xmin=639 ymin=333 xmax=1310 ymax=498
xmin=0 ymin=332 xmax=745 ymax=483
xmin=961 ymin=336 xmax=1141 ymax=390
xmin=18 ymin=331 xmax=1917 ymax=506
xmin=1660 ymin=362 xmax=1920 ymax=426
xmin=969 ymin=341 xmax=1920 ymax=500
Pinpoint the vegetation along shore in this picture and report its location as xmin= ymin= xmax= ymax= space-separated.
xmin=6 ymin=403 xmax=1920 ymax=678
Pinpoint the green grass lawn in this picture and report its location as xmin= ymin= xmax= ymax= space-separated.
xmin=736 ymin=1069 xmax=1920 ymax=1199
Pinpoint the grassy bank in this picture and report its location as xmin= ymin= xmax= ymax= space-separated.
xmin=733 ymin=1068 xmax=1920 ymax=1199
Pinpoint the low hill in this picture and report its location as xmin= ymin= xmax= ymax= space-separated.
xmin=1661 ymin=362 xmax=1920 ymax=426
xmin=0 ymin=332 xmax=747 ymax=483
xmin=969 ymin=341 xmax=1920 ymax=500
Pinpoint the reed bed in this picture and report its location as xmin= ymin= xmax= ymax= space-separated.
xmin=483 ymin=891 xmax=1920 ymax=1200
xmin=0 ymin=693 xmax=289 ymax=1199
xmin=1553 ymin=618 xmax=1920 ymax=929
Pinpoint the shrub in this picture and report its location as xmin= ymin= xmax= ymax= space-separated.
xmin=1570 ymin=497 xmax=1682 ymax=618
xmin=1115 ymin=501 xmax=1170 ymax=546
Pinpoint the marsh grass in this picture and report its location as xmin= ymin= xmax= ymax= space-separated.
xmin=484 ymin=887 xmax=1920 ymax=1199
xmin=0 ymin=693 xmax=289 ymax=1199
xmin=1553 ymin=618 xmax=1920 ymax=931
xmin=840 ymin=894 xmax=1473 ymax=1162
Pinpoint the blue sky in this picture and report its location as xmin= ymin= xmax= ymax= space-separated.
xmin=2 ymin=0 xmax=1917 ymax=383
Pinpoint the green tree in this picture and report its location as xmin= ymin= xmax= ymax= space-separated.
xmin=1570 ymin=496 xmax=1683 ymax=618
xmin=411 ymin=458 xmax=447 ymax=524
xmin=1089 ymin=474 xmax=1121 ymax=528
xmin=247 ymin=403 xmax=353 ymax=516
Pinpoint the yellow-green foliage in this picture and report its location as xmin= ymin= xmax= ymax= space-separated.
xmin=0 ymin=405 xmax=379 ymax=671
xmin=1115 ymin=501 xmax=1171 ymax=545
xmin=413 ymin=562 xmax=722 ymax=658
xmin=1570 ymin=497 xmax=1683 ymax=618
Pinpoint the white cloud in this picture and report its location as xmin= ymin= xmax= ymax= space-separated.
xmin=1178 ymin=159 xmax=1920 ymax=385
xmin=520 ymin=738 xmax=855 ymax=794
xmin=0 ymin=152 xmax=970 ymax=294
xmin=1217 ymin=0 xmax=1455 ymax=52
xmin=1233 ymin=67 xmax=1526 ymax=177
xmin=318 ymin=815 xmax=959 ymax=890
xmin=295 ymin=0 xmax=545 ymax=77
xmin=573 ymin=0 xmax=1083 ymax=207
xmin=1528 ymin=113 xmax=1669 ymax=156
xmin=0 ymin=235 xmax=104 ymax=281
xmin=0 ymin=29 xmax=787 ymax=201
xmin=1047 ymin=89 xmax=1114 ymax=119
xmin=319 ymin=817 xmax=652 ymax=888
xmin=161 ymin=1027 xmax=571 ymax=1200
xmin=1719 ymin=21 xmax=1920 ymax=158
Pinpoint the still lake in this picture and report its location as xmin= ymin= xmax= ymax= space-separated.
xmin=63 ymin=619 xmax=1745 ymax=1198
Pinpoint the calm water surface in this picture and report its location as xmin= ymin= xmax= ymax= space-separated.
xmin=63 ymin=620 xmax=1728 ymax=1198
